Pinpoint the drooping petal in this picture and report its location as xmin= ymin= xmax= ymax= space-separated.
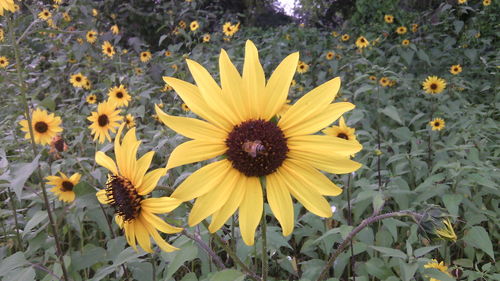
xmin=239 ymin=177 xmax=263 ymax=246
xmin=288 ymin=150 xmax=362 ymax=174
xmin=134 ymin=218 xmax=153 ymax=253
xmin=208 ymin=177 xmax=246 ymax=233
xmin=187 ymin=168 xmax=239 ymax=226
xmin=137 ymin=168 xmax=166 ymax=196
xmin=141 ymin=210 xmax=183 ymax=234
xmin=242 ymin=40 xmax=266 ymax=119
xmin=279 ymin=166 xmax=332 ymax=218
xmin=95 ymin=151 xmax=118 ymax=175
xmin=282 ymin=159 xmax=342 ymax=196
xmin=219 ymin=49 xmax=247 ymax=122
xmin=166 ymin=139 xmax=226 ymax=170
xmin=133 ymin=151 xmax=155 ymax=187
xmin=287 ymin=134 xmax=362 ymax=158
xmin=141 ymin=218 xmax=179 ymax=252
xmin=162 ymin=77 xmax=233 ymax=131
xmin=282 ymin=102 xmax=355 ymax=137
xmin=123 ymin=221 xmax=137 ymax=251
xmin=266 ymin=172 xmax=295 ymax=236
xmin=263 ymin=52 xmax=299 ymax=120
xmin=141 ymin=197 xmax=182 ymax=213
xmin=170 ymin=159 xmax=232 ymax=201
xmin=155 ymin=105 xmax=227 ymax=142
xmin=278 ymin=77 xmax=341 ymax=132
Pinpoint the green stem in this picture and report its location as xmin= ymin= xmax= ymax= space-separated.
xmin=261 ymin=214 xmax=268 ymax=281
xmin=7 ymin=187 xmax=23 ymax=251
xmin=8 ymin=15 xmax=70 ymax=281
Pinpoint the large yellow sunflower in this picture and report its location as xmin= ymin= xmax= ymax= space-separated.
xmin=46 ymin=172 xmax=81 ymax=203
xmin=95 ymin=125 xmax=182 ymax=252
xmin=87 ymin=101 xmax=122 ymax=143
xmin=156 ymin=40 xmax=362 ymax=245
xmin=322 ymin=117 xmax=357 ymax=142
xmin=422 ymin=76 xmax=446 ymax=94
xmin=107 ymin=85 xmax=131 ymax=107
xmin=0 ymin=0 xmax=16 ymax=16
xmin=19 ymin=108 xmax=63 ymax=145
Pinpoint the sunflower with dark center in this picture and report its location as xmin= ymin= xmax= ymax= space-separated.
xmin=96 ymin=125 xmax=182 ymax=252
xmin=86 ymin=30 xmax=98 ymax=43
xmin=86 ymin=94 xmax=97 ymax=104
xmin=0 ymin=56 xmax=8 ymax=68
xmin=429 ymin=118 xmax=445 ymax=131
xmin=325 ymin=51 xmax=334 ymax=60
xmin=296 ymin=61 xmax=309 ymax=73
xmin=140 ymin=51 xmax=152 ymax=63
xmin=87 ymin=100 xmax=122 ymax=143
xmin=190 ymin=20 xmax=199 ymax=31
xmin=384 ymin=14 xmax=394 ymax=23
xmin=123 ymin=114 xmax=135 ymax=128
xmin=396 ymin=26 xmax=407 ymax=35
xmin=46 ymin=172 xmax=81 ymax=202
xmin=38 ymin=9 xmax=51 ymax=21
xmin=108 ymin=85 xmax=131 ymax=107
xmin=322 ymin=117 xmax=357 ymax=142
xmin=102 ymin=41 xmax=115 ymax=58
xmin=156 ymin=40 xmax=362 ymax=245
xmin=379 ymin=77 xmax=390 ymax=87
xmin=450 ymin=64 xmax=462 ymax=75
xmin=422 ymin=76 xmax=446 ymax=94
xmin=70 ymin=73 xmax=88 ymax=88
xmin=355 ymin=36 xmax=369 ymax=49
xmin=19 ymin=108 xmax=63 ymax=145
xmin=402 ymin=39 xmax=410 ymax=46
xmin=341 ymin=34 xmax=350 ymax=41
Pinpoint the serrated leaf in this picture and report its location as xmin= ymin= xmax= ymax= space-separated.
xmin=463 ymin=226 xmax=495 ymax=260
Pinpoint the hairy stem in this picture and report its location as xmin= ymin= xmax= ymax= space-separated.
xmin=182 ymin=230 xmax=226 ymax=270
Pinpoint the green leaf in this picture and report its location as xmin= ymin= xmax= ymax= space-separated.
xmin=442 ymin=194 xmax=463 ymax=217
xmin=417 ymin=49 xmax=431 ymax=65
xmin=422 ymin=268 xmax=455 ymax=281
xmin=23 ymin=211 xmax=48 ymax=238
xmin=381 ymin=106 xmax=403 ymax=125
xmin=370 ymin=246 xmax=407 ymax=259
xmin=163 ymin=241 xmax=198 ymax=279
xmin=453 ymin=20 xmax=464 ymax=34
xmin=10 ymin=155 xmax=40 ymax=199
xmin=0 ymin=252 xmax=29 ymax=276
xmin=209 ymin=269 xmax=245 ymax=281
xmin=399 ymin=260 xmax=419 ymax=281
xmin=463 ymin=226 xmax=495 ymax=260
xmin=414 ymin=245 xmax=441 ymax=257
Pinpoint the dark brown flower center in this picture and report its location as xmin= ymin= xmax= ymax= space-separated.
xmin=98 ymin=114 xmax=109 ymax=127
xmin=226 ymin=119 xmax=288 ymax=177
xmin=61 ymin=181 xmax=74 ymax=191
xmin=430 ymin=83 xmax=437 ymax=90
xmin=54 ymin=138 xmax=66 ymax=152
xmin=434 ymin=122 xmax=440 ymax=126
xmin=360 ymin=38 xmax=365 ymax=42
xmin=116 ymin=91 xmax=123 ymax=98
xmin=75 ymin=76 xmax=82 ymax=82
xmin=107 ymin=47 xmax=112 ymax=52
xmin=34 ymin=121 xmax=49 ymax=133
xmin=337 ymin=133 xmax=349 ymax=140
xmin=106 ymin=175 xmax=143 ymax=221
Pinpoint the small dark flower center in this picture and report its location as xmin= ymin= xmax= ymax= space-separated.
xmin=61 ymin=181 xmax=74 ymax=191
xmin=34 ymin=121 xmax=49 ymax=133
xmin=116 ymin=91 xmax=123 ymax=98
xmin=107 ymin=47 xmax=112 ymax=52
xmin=430 ymin=83 xmax=437 ymax=90
xmin=337 ymin=133 xmax=349 ymax=140
xmin=75 ymin=76 xmax=82 ymax=82
xmin=106 ymin=175 xmax=143 ymax=221
xmin=434 ymin=122 xmax=440 ymax=126
xmin=54 ymin=138 xmax=66 ymax=152
xmin=226 ymin=119 xmax=288 ymax=177
xmin=98 ymin=114 xmax=109 ymax=127
xmin=361 ymin=38 xmax=365 ymax=42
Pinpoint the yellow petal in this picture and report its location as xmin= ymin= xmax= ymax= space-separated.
xmin=124 ymin=221 xmax=138 ymax=251
xmin=287 ymin=134 xmax=362 ymax=158
xmin=219 ymin=49 xmax=247 ymax=122
xmin=187 ymin=168 xmax=239 ymax=226
xmin=95 ymin=151 xmax=118 ymax=175
xmin=279 ymin=166 xmax=332 ymax=218
xmin=166 ymin=139 xmax=226 ymax=171
xmin=96 ymin=189 xmax=109 ymax=204
xmin=288 ymin=150 xmax=362 ymax=174
xmin=266 ymin=172 xmax=294 ymax=236
xmin=133 ymin=151 xmax=155 ymax=187
xmin=137 ymin=168 xmax=166 ymax=196
xmin=162 ymin=77 xmax=233 ymax=131
xmin=141 ymin=210 xmax=183 ymax=234
xmin=208 ymin=178 xmax=245 ymax=233
xmin=134 ymin=218 xmax=153 ymax=253
xmin=239 ymin=177 xmax=263 ymax=246
xmin=278 ymin=77 xmax=341 ymax=132
xmin=155 ymin=105 xmax=227 ymax=141
xmin=263 ymin=52 xmax=299 ymax=120
xmin=282 ymin=159 xmax=342 ymax=196
xmin=171 ymin=159 xmax=232 ymax=201
xmin=141 ymin=197 xmax=182 ymax=213
xmin=242 ymin=40 xmax=266 ymax=118
xmin=282 ymin=102 xmax=355 ymax=137
xmin=141 ymin=218 xmax=179 ymax=252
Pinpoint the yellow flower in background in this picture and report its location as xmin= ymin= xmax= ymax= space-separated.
xmin=38 ymin=9 xmax=52 ymax=21
xmin=86 ymin=30 xmax=98 ymax=43
xmin=190 ymin=20 xmax=199 ymax=31
xmin=102 ymin=41 xmax=115 ymax=58
xmin=402 ymin=39 xmax=410 ymax=46
xmin=297 ymin=61 xmax=309 ymax=73
xmin=181 ymin=103 xmax=190 ymax=112
xmin=62 ymin=12 xmax=71 ymax=22
xmin=156 ymin=40 xmax=362 ymax=245
xmin=140 ymin=51 xmax=152 ymax=62
xmin=458 ymin=0 xmax=467 ymax=4
xmin=379 ymin=77 xmax=390 ymax=87
xmin=83 ymin=79 xmax=92 ymax=90
xmin=355 ymin=36 xmax=369 ymax=49
xmin=411 ymin=23 xmax=418 ymax=32
xmin=111 ymin=24 xmax=119 ymax=35
xmin=322 ymin=117 xmax=357 ymax=142
xmin=422 ymin=76 xmax=446 ymax=94
xmin=429 ymin=118 xmax=445 ymax=131
xmin=0 ymin=28 xmax=4 ymax=41
xmin=178 ymin=20 xmax=187 ymax=29
xmin=95 ymin=125 xmax=182 ymax=252
xmin=108 ymin=85 xmax=131 ymax=107
xmin=19 ymin=108 xmax=63 ymax=145
xmin=434 ymin=218 xmax=457 ymax=241
xmin=331 ymin=31 xmax=339 ymax=37
xmin=483 ymin=0 xmax=491 ymax=6
xmin=86 ymin=94 xmax=97 ymax=104
xmin=69 ymin=73 xmax=88 ymax=88
xmin=165 ymin=50 xmax=172 ymax=57
xmin=223 ymin=22 xmax=240 ymax=36
xmin=202 ymin=33 xmax=211 ymax=42
xmin=396 ymin=26 xmax=407 ymax=35
xmin=450 ymin=64 xmax=462 ymax=75
xmin=369 ymin=75 xmax=376 ymax=81
xmin=325 ymin=51 xmax=334 ymax=60
xmin=135 ymin=68 xmax=143 ymax=75
xmin=424 ymin=259 xmax=452 ymax=281
xmin=0 ymin=0 xmax=16 ymax=16
xmin=87 ymin=101 xmax=122 ymax=143
xmin=46 ymin=172 xmax=81 ymax=203
xmin=341 ymin=34 xmax=350 ymax=41
xmin=0 ymin=56 xmax=8 ymax=68
xmin=384 ymin=14 xmax=394 ymax=23
xmin=123 ymin=114 xmax=135 ymax=128
xmin=92 ymin=8 xmax=98 ymax=17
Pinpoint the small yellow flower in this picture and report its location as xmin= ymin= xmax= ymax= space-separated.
xmin=19 ymin=108 xmax=63 ymax=145
xmin=483 ymin=0 xmax=491 ymax=6
xmin=322 ymin=117 xmax=357 ymax=142
xmin=181 ymin=103 xmax=190 ymax=112
xmin=46 ymin=172 xmax=81 ymax=203
xmin=355 ymin=36 xmax=369 ymax=49
xmin=325 ymin=51 xmax=334 ymax=60
xmin=171 ymin=64 xmax=178 ymax=71
xmin=178 ymin=20 xmax=187 ymax=29
xmin=379 ymin=77 xmax=390 ymax=87
xmin=402 ymin=39 xmax=410 ymax=46
xmin=108 ymin=85 xmax=131 ymax=107
xmin=457 ymin=0 xmax=467 ymax=4
xmin=140 ymin=51 xmax=152 ymax=63
xmin=38 ymin=9 xmax=52 ymax=21
xmin=135 ymin=68 xmax=143 ymax=75
xmin=202 ymin=33 xmax=210 ymax=43
xmin=396 ymin=26 xmax=407 ymax=35
xmin=92 ymin=8 xmax=98 ymax=17
xmin=450 ymin=64 xmax=462 ymax=75
xmin=110 ymin=24 xmax=119 ymax=35
xmin=190 ymin=20 xmax=199 ymax=31
xmin=83 ymin=79 xmax=92 ymax=90
xmin=331 ymin=31 xmax=339 ymax=37
xmin=297 ymin=61 xmax=309 ymax=73
xmin=123 ymin=114 xmax=136 ymax=128
xmin=165 ymin=50 xmax=172 ymax=57
xmin=102 ymin=41 xmax=116 ymax=58
xmin=384 ymin=14 xmax=394 ymax=23
xmin=86 ymin=94 xmax=97 ymax=104
xmin=86 ymin=30 xmax=98 ymax=43
xmin=87 ymin=101 xmax=122 ymax=143
xmin=69 ymin=73 xmax=88 ymax=88
xmin=411 ymin=23 xmax=418 ymax=32
xmin=422 ymin=76 xmax=446 ymax=94
xmin=369 ymin=75 xmax=376 ymax=81
xmin=0 ymin=56 xmax=8 ymax=68
xmin=222 ymin=22 xmax=240 ymax=36
xmin=341 ymin=34 xmax=350 ymax=41
xmin=429 ymin=118 xmax=445 ymax=131
xmin=62 ymin=12 xmax=71 ymax=22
